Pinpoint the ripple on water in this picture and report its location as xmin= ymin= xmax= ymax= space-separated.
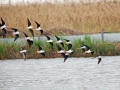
xmin=0 ymin=56 xmax=120 ymax=90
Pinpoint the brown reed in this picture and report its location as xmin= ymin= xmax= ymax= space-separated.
xmin=0 ymin=0 xmax=120 ymax=36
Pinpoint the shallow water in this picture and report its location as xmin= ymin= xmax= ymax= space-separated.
xmin=0 ymin=56 xmax=120 ymax=90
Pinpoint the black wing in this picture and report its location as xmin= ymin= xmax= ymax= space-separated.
xmin=38 ymin=45 xmax=42 ymax=50
xmin=40 ymin=29 xmax=43 ymax=34
xmin=64 ymin=39 xmax=70 ymax=42
xmin=67 ymin=44 xmax=72 ymax=50
xmin=98 ymin=58 xmax=102 ymax=64
xmin=11 ymin=28 xmax=18 ymax=32
xmin=23 ymin=32 xmax=29 ymax=37
xmin=44 ymin=34 xmax=51 ymax=40
xmin=14 ymin=34 xmax=19 ymax=41
xmin=27 ymin=18 xmax=31 ymax=27
xmin=50 ymin=42 xmax=53 ymax=49
xmin=2 ymin=28 xmax=7 ymax=38
xmin=27 ymin=40 xmax=33 ymax=48
xmin=57 ymin=45 xmax=62 ymax=51
xmin=1 ymin=18 xmax=5 ymax=26
xmin=85 ymin=45 xmax=90 ymax=51
xmin=60 ymin=42 xmax=64 ymax=47
xmin=55 ymin=35 xmax=60 ymax=41
xmin=29 ymin=29 xmax=34 ymax=37
xmin=41 ymin=53 xmax=45 ymax=57
xmin=81 ymin=48 xmax=85 ymax=53
xmin=34 ymin=21 xmax=40 ymax=28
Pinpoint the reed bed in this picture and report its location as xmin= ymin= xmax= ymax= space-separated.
xmin=0 ymin=1 xmax=120 ymax=36
xmin=0 ymin=35 xmax=120 ymax=60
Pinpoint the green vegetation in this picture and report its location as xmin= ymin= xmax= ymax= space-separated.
xmin=0 ymin=35 xmax=119 ymax=60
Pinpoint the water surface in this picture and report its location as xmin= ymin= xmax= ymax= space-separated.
xmin=0 ymin=56 xmax=120 ymax=90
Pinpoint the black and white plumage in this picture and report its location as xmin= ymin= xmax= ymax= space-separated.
xmin=66 ymin=44 xmax=73 ymax=55
xmin=55 ymin=35 xmax=64 ymax=47
xmin=84 ymin=45 xmax=94 ymax=56
xmin=37 ymin=45 xmax=45 ymax=57
xmin=0 ymin=18 xmax=6 ymax=29
xmin=56 ymin=45 xmax=65 ymax=54
xmin=11 ymin=28 xmax=19 ymax=41
xmin=27 ymin=18 xmax=34 ymax=37
xmin=0 ymin=18 xmax=7 ymax=38
xmin=44 ymin=34 xmax=53 ymax=49
xmin=23 ymin=32 xmax=34 ymax=48
xmin=34 ymin=21 xmax=43 ymax=34
xmin=20 ymin=47 xmax=27 ymax=61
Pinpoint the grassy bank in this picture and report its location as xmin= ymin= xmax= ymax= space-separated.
xmin=0 ymin=1 xmax=120 ymax=36
xmin=0 ymin=35 xmax=120 ymax=60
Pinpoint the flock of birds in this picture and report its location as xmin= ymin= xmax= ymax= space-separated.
xmin=0 ymin=18 xmax=102 ymax=64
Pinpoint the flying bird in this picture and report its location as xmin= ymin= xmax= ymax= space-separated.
xmin=37 ymin=45 xmax=45 ymax=57
xmin=20 ymin=47 xmax=27 ymax=61
xmin=34 ymin=21 xmax=43 ymax=34
xmin=23 ymin=32 xmax=34 ymax=48
xmin=27 ymin=18 xmax=34 ymax=37
xmin=44 ymin=34 xmax=53 ymax=49
xmin=83 ymin=45 xmax=94 ymax=57
xmin=11 ymin=28 xmax=19 ymax=41
xmin=55 ymin=35 xmax=64 ymax=47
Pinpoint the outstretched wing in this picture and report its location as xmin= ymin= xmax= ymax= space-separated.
xmin=44 ymin=34 xmax=51 ymax=40
xmin=27 ymin=18 xmax=31 ymax=27
xmin=29 ymin=29 xmax=34 ymax=37
xmin=11 ymin=28 xmax=18 ymax=32
xmin=85 ymin=45 xmax=90 ymax=51
xmin=38 ymin=45 xmax=42 ymax=50
xmin=23 ymin=32 xmax=28 ymax=37
xmin=57 ymin=45 xmax=62 ymax=51
xmin=55 ymin=35 xmax=60 ymax=41
xmin=14 ymin=34 xmax=19 ymax=41
xmin=50 ymin=42 xmax=53 ymax=49
xmin=1 ymin=18 xmax=5 ymax=26
xmin=34 ymin=21 xmax=40 ymax=28
xmin=67 ymin=44 xmax=72 ymax=50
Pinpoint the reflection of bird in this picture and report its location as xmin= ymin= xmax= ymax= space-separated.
xmin=23 ymin=32 xmax=34 ymax=48
xmin=20 ymin=47 xmax=27 ymax=61
xmin=55 ymin=35 xmax=64 ymax=47
xmin=27 ymin=18 xmax=34 ymax=37
xmin=34 ymin=21 xmax=43 ymax=34
xmin=37 ymin=45 xmax=45 ymax=57
xmin=44 ymin=34 xmax=53 ymax=49
xmin=11 ymin=28 xmax=19 ymax=41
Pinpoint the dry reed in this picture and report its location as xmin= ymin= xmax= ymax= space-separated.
xmin=0 ymin=0 xmax=120 ymax=35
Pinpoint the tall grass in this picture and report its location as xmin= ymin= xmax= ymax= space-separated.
xmin=0 ymin=1 xmax=120 ymax=36
xmin=0 ymin=35 xmax=120 ymax=60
